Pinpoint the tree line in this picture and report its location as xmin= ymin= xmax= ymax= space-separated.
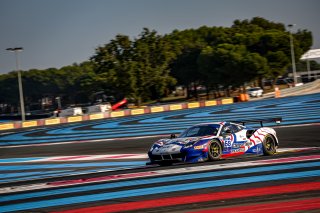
xmin=0 ymin=17 xmax=316 ymax=112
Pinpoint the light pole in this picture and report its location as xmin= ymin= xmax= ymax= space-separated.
xmin=288 ymin=24 xmax=298 ymax=86
xmin=306 ymin=52 xmax=311 ymax=81
xmin=6 ymin=47 xmax=26 ymax=121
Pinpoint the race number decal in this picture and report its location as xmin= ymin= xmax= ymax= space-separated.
xmin=224 ymin=134 xmax=234 ymax=147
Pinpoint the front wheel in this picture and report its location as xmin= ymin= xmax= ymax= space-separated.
xmin=262 ymin=134 xmax=277 ymax=155
xmin=208 ymin=140 xmax=222 ymax=161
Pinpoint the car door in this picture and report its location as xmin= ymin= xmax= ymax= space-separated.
xmin=230 ymin=124 xmax=247 ymax=153
xmin=220 ymin=124 xmax=235 ymax=153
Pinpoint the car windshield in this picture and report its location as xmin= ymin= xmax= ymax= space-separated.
xmin=248 ymin=88 xmax=260 ymax=91
xmin=179 ymin=125 xmax=220 ymax=138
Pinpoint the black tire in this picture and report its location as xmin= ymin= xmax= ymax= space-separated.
xmin=262 ymin=134 xmax=277 ymax=155
xmin=158 ymin=161 xmax=173 ymax=166
xmin=208 ymin=140 xmax=222 ymax=161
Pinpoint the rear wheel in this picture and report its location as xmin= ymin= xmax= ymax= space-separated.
xmin=208 ymin=140 xmax=222 ymax=161
xmin=262 ymin=134 xmax=276 ymax=155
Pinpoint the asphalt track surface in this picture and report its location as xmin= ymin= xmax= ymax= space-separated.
xmin=0 ymin=93 xmax=320 ymax=212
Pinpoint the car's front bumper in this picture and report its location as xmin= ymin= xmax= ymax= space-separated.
xmin=148 ymin=150 xmax=209 ymax=164
xmin=148 ymin=152 xmax=186 ymax=163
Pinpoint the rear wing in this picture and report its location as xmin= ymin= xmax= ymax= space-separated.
xmin=232 ymin=117 xmax=282 ymax=127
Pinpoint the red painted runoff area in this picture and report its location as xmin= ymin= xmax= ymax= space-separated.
xmin=52 ymin=182 xmax=320 ymax=213
xmin=192 ymin=197 xmax=320 ymax=213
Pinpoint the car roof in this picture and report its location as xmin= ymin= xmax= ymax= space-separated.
xmin=192 ymin=122 xmax=228 ymax=126
xmin=193 ymin=122 xmax=222 ymax=125
xmin=192 ymin=122 xmax=245 ymax=127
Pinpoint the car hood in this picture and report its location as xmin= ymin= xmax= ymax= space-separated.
xmin=156 ymin=136 xmax=215 ymax=146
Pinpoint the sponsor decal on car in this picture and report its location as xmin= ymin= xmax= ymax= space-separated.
xmin=232 ymin=142 xmax=244 ymax=148
xmin=194 ymin=145 xmax=205 ymax=150
xmin=231 ymin=147 xmax=245 ymax=153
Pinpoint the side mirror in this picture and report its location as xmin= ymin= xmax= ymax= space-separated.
xmin=170 ymin=134 xmax=176 ymax=139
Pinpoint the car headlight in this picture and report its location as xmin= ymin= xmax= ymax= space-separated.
xmin=184 ymin=142 xmax=194 ymax=148
xmin=150 ymin=144 xmax=161 ymax=152
xmin=150 ymin=140 xmax=165 ymax=152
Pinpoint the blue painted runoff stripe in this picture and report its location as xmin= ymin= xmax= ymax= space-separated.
xmin=0 ymin=157 xmax=42 ymax=163
xmin=1 ymin=115 xmax=319 ymax=146
xmin=1 ymin=109 xmax=318 ymax=142
xmin=0 ymin=165 xmax=146 ymax=183
xmin=0 ymin=113 xmax=319 ymax=145
xmin=1 ymin=169 xmax=319 ymax=212
xmin=0 ymin=170 xmax=71 ymax=179
xmin=0 ymin=161 xmax=146 ymax=171
xmin=1 ymin=93 xmax=319 ymax=142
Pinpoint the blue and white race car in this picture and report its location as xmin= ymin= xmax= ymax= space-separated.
xmin=147 ymin=119 xmax=281 ymax=165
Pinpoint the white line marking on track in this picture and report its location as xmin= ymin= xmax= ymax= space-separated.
xmin=0 ymin=135 xmax=169 ymax=149
xmin=0 ymin=147 xmax=318 ymax=163
xmin=31 ymin=154 xmax=149 ymax=162
xmin=0 ymin=132 xmax=14 ymax=135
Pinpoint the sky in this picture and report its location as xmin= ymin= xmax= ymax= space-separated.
xmin=0 ymin=0 xmax=319 ymax=74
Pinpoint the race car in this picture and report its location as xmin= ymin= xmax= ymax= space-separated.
xmin=147 ymin=118 xmax=281 ymax=165
xmin=247 ymin=87 xmax=263 ymax=97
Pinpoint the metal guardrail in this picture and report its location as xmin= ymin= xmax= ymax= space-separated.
xmin=254 ymin=79 xmax=320 ymax=99
xmin=280 ymin=79 xmax=320 ymax=96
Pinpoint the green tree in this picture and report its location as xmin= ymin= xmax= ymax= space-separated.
xmin=0 ymin=72 xmax=20 ymax=107
xmin=169 ymin=28 xmax=207 ymax=98
xmin=198 ymin=44 xmax=268 ymax=95
xmin=91 ymin=34 xmax=133 ymax=100
xmin=130 ymin=29 xmax=176 ymax=104
xmin=92 ymin=28 xmax=176 ymax=106
xmin=1 ymin=16 xmax=315 ymax=110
